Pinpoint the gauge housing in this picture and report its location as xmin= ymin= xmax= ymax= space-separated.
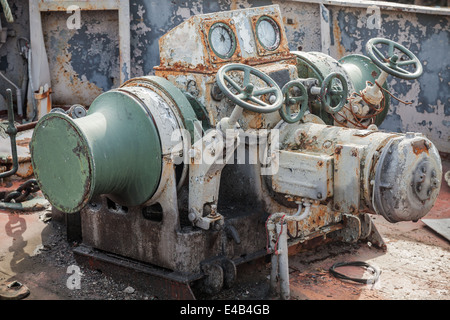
xmin=255 ymin=15 xmax=281 ymax=51
xmin=207 ymin=22 xmax=238 ymax=60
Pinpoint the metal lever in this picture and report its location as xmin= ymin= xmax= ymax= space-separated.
xmin=0 ymin=88 xmax=18 ymax=179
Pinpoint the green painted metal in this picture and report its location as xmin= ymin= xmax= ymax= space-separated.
xmin=320 ymin=72 xmax=348 ymax=114
xmin=365 ymin=38 xmax=423 ymax=80
xmin=30 ymin=90 xmax=162 ymax=213
xmin=279 ymin=80 xmax=308 ymax=123
xmin=292 ymin=51 xmax=339 ymax=124
xmin=293 ymin=51 xmax=392 ymax=126
xmin=183 ymin=91 xmax=212 ymax=132
xmin=121 ymin=76 xmax=199 ymax=143
xmin=339 ymin=54 xmax=391 ymax=125
xmin=216 ymin=63 xmax=283 ymax=113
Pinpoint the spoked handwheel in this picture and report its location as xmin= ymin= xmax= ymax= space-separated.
xmin=216 ymin=63 xmax=283 ymax=113
xmin=320 ymin=72 xmax=348 ymax=114
xmin=279 ymin=80 xmax=308 ymax=123
xmin=365 ymin=38 xmax=423 ymax=80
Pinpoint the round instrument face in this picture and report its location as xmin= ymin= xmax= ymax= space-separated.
xmin=209 ymin=23 xmax=236 ymax=59
xmin=256 ymin=16 xmax=280 ymax=50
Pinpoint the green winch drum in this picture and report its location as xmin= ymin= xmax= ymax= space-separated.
xmin=30 ymin=89 xmax=163 ymax=213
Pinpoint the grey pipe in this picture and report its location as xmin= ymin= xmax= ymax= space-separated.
xmin=0 ymin=89 xmax=18 ymax=179
xmin=0 ymin=71 xmax=22 ymax=116
xmin=27 ymin=48 xmax=37 ymax=121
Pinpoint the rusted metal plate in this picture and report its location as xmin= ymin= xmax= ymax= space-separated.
xmin=272 ymin=150 xmax=333 ymax=200
xmin=73 ymin=244 xmax=198 ymax=300
xmin=421 ymin=218 xmax=450 ymax=242
xmin=333 ymin=144 xmax=362 ymax=213
xmin=155 ymin=5 xmax=296 ymax=75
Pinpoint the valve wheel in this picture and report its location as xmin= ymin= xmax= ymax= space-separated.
xmin=279 ymin=80 xmax=309 ymax=123
xmin=366 ymin=38 xmax=423 ymax=80
xmin=216 ymin=63 xmax=283 ymax=113
xmin=320 ymin=72 xmax=348 ymax=114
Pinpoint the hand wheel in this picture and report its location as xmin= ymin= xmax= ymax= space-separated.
xmin=320 ymin=72 xmax=348 ymax=114
xmin=365 ymin=38 xmax=423 ymax=80
xmin=279 ymin=80 xmax=308 ymax=123
xmin=216 ymin=63 xmax=283 ymax=113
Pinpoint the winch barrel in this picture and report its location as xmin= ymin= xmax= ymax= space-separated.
xmin=30 ymin=89 xmax=163 ymax=213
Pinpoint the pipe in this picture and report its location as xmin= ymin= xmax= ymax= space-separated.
xmin=296 ymin=201 xmax=311 ymax=221
xmin=267 ymin=201 xmax=312 ymax=299
xmin=0 ymin=72 xmax=22 ymax=117
xmin=276 ymin=221 xmax=290 ymax=300
xmin=0 ymin=89 xmax=18 ymax=179
xmin=270 ymin=253 xmax=278 ymax=295
xmin=27 ymin=48 xmax=37 ymax=121
xmin=16 ymin=121 xmax=37 ymax=132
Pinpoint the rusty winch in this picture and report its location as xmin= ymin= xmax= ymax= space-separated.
xmin=29 ymin=5 xmax=441 ymax=299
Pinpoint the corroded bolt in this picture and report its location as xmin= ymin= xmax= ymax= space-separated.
xmin=431 ymin=169 xmax=436 ymax=178
xmin=431 ymin=178 xmax=440 ymax=188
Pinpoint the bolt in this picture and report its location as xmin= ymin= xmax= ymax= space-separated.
xmin=431 ymin=178 xmax=440 ymax=188
xmin=431 ymin=169 xmax=436 ymax=178
xmin=269 ymin=94 xmax=276 ymax=104
xmin=317 ymin=192 xmax=322 ymax=199
xmin=417 ymin=184 xmax=422 ymax=192
xmin=421 ymin=166 xmax=427 ymax=173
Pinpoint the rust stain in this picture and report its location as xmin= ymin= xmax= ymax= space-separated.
xmin=334 ymin=145 xmax=343 ymax=159
xmin=16 ymin=137 xmax=31 ymax=147
xmin=412 ymin=140 xmax=429 ymax=156
xmin=332 ymin=20 xmax=345 ymax=58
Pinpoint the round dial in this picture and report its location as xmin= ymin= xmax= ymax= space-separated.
xmin=256 ymin=16 xmax=280 ymax=51
xmin=209 ymin=23 xmax=236 ymax=59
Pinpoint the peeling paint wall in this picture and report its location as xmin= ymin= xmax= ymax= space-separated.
xmin=0 ymin=1 xmax=29 ymax=112
xmin=42 ymin=10 xmax=120 ymax=106
xmin=0 ymin=0 xmax=448 ymax=152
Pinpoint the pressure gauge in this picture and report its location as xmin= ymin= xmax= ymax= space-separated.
xmin=256 ymin=16 xmax=280 ymax=51
xmin=208 ymin=22 xmax=236 ymax=59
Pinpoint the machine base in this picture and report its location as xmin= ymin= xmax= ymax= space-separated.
xmin=73 ymin=244 xmax=201 ymax=300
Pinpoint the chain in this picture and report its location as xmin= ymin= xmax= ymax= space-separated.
xmin=3 ymin=179 xmax=40 ymax=203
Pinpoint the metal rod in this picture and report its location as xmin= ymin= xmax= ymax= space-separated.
xmin=0 ymin=72 xmax=22 ymax=117
xmin=270 ymin=253 xmax=278 ymax=295
xmin=277 ymin=221 xmax=290 ymax=300
xmin=16 ymin=121 xmax=37 ymax=132
xmin=0 ymin=89 xmax=18 ymax=179
xmin=228 ymin=105 xmax=243 ymax=125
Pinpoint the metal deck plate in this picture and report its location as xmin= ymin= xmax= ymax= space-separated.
xmin=422 ymin=218 xmax=450 ymax=242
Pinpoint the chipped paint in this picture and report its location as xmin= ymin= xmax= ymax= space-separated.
xmin=1 ymin=0 xmax=447 ymax=151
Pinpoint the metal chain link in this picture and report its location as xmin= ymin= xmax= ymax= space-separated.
xmin=3 ymin=179 xmax=40 ymax=203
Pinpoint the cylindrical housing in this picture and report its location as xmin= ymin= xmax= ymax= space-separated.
xmin=279 ymin=122 xmax=442 ymax=222
xmin=30 ymin=76 xmax=192 ymax=213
